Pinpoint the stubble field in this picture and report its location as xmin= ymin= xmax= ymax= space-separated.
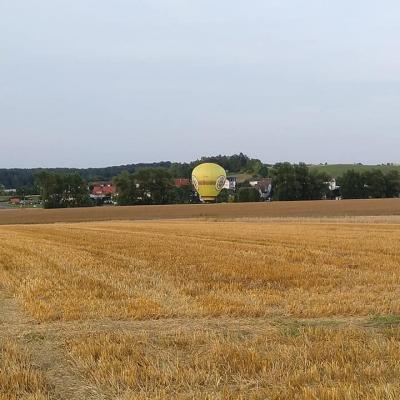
xmin=1 ymin=212 xmax=400 ymax=399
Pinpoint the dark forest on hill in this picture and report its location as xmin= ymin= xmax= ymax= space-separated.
xmin=0 ymin=154 xmax=265 ymax=191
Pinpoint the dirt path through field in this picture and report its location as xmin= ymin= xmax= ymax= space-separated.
xmin=0 ymin=286 xmax=104 ymax=400
xmin=0 ymin=285 xmax=33 ymax=328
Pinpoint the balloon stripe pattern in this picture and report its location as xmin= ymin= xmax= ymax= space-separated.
xmin=192 ymin=163 xmax=227 ymax=202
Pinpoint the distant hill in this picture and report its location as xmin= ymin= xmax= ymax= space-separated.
xmin=2 ymin=157 xmax=399 ymax=190
xmin=309 ymin=164 xmax=400 ymax=178
xmin=0 ymin=162 xmax=171 ymax=190
xmin=0 ymin=153 xmax=259 ymax=190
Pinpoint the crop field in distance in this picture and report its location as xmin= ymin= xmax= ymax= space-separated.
xmin=309 ymin=163 xmax=400 ymax=177
xmin=1 ymin=206 xmax=400 ymax=399
xmin=0 ymin=198 xmax=400 ymax=226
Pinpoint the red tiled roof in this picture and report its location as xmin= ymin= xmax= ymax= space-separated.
xmin=9 ymin=197 xmax=21 ymax=204
xmin=174 ymin=178 xmax=191 ymax=187
xmin=91 ymin=184 xmax=117 ymax=196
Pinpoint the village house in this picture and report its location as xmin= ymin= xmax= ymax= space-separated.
xmin=249 ymin=178 xmax=273 ymax=200
xmin=90 ymin=182 xmax=117 ymax=204
xmin=9 ymin=197 xmax=21 ymax=205
xmin=223 ymin=176 xmax=237 ymax=190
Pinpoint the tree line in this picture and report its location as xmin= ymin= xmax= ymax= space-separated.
xmin=35 ymin=169 xmax=200 ymax=208
xmin=113 ymin=169 xmax=198 ymax=206
xmin=0 ymin=153 xmax=265 ymax=192
xmin=338 ymin=169 xmax=400 ymax=199
xmin=31 ymin=161 xmax=400 ymax=209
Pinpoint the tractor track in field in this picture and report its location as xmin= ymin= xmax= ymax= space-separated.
xmin=0 ymin=286 xmax=104 ymax=400
xmin=0 ymin=287 xmax=385 ymax=340
xmin=1 ymin=285 xmax=398 ymax=400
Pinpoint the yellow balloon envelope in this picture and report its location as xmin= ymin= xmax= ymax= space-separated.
xmin=192 ymin=163 xmax=227 ymax=202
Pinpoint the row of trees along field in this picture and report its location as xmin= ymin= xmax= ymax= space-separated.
xmin=338 ymin=169 xmax=400 ymax=199
xmin=113 ymin=169 xmax=198 ymax=206
xmin=109 ymin=162 xmax=332 ymax=205
xmin=7 ymin=154 xmax=400 ymax=208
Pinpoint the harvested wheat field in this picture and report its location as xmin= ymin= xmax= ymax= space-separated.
xmin=1 ymin=217 xmax=400 ymax=399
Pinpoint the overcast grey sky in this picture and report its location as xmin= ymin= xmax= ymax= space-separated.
xmin=1 ymin=1 xmax=399 ymax=168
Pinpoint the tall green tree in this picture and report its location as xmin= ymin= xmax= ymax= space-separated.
xmin=16 ymin=185 xmax=40 ymax=196
xmin=363 ymin=170 xmax=386 ymax=198
xmin=114 ymin=168 xmax=176 ymax=205
xmin=270 ymin=163 xmax=300 ymax=201
xmin=35 ymin=172 xmax=91 ymax=208
xmin=338 ymin=170 xmax=366 ymax=199
xmin=134 ymin=168 xmax=173 ymax=205
xmin=35 ymin=171 xmax=57 ymax=207
xmin=308 ymin=170 xmax=331 ymax=200
xmin=271 ymin=163 xmax=330 ymax=201
xmin=384 ymin=170 xmax=400 ymax=198
xmin=258 ymin=164 xmax=269 ymax=177
xmin=113 ymin=171 xmax=138 ymax=205
xmin=236 ymin=187 xmax=260 ymax=202
xmin=168 ymin=185 xmax=199 ymax=204
xmin=216 ymin=189 xmax=231 ymax=203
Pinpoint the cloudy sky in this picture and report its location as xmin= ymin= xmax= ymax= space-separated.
xmin=1 ymin=0 xmax=399 ymax=168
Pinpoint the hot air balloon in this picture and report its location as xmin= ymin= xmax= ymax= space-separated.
xmin=192 ymin=163 xmax=227 ymax=202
